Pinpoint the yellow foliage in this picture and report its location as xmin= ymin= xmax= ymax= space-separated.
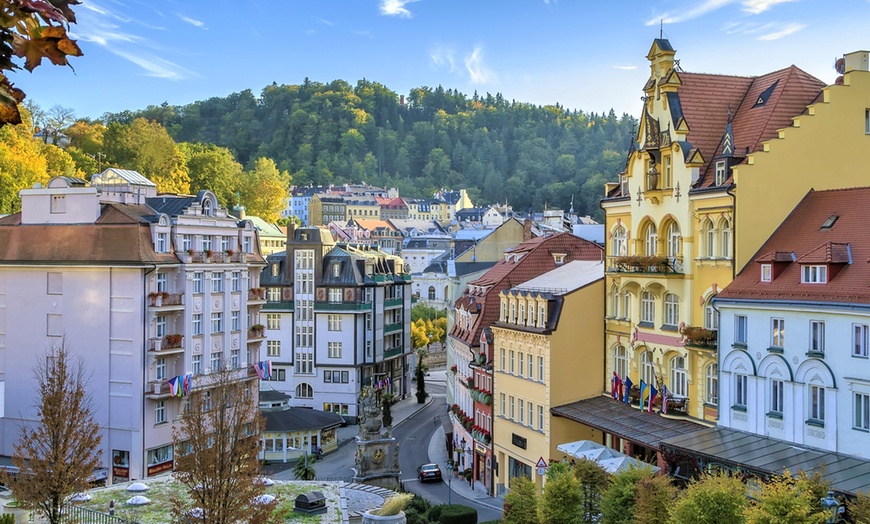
xmin=0 ymin=122 xmax=49 ymax=214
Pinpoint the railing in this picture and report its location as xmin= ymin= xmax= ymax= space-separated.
xmin=627 ymin=385 xmax=689 ymax=414
xmin=248 ymin=328 xmax=265 ymax=340
xmin=384 ymin=322 xmax=403 ymax=334
xmin=228 ymin=252 xmax=248 ymax=263
xmin=384 ymin=346 xmax=403 ymax=359
xmin=682 ymin=327 xmax=717 ymax=349
xmin=146 ymin=380 xmax=170 ymax=396
xmin=150 ymin=335 xmax=184 ymax=352
xmin=384 ymin=297 xmax=403 ymax=308
xmin=248 ymin=289 xmax=266 ymax=301
xmin=606 ymin=256 xmax=683 ymax=274
xmin=148 ymin=293 xmax=184 ymax=307
xmin=262 ymin=300 xmax=294 ymax=310
xmin=61 ymin=503 xmax=136 ymax=524
xmin=314 ymin=301 xmax=372 ymax=312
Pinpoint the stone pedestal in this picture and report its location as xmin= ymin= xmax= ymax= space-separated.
xmin=354 ymin=387 xmax=401 ymax=491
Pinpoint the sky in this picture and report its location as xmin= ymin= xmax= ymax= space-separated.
xmin=13 ymin=0 xmax=870 ymax=120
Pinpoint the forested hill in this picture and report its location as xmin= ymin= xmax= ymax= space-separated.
xmin=104 ymin=79 xmax=637 ymax=218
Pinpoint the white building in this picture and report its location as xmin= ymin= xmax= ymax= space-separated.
xmin=0 ymin=169 xmax=266 ymax=483
xmin=716 ymin=187 xmax=870 ymax=457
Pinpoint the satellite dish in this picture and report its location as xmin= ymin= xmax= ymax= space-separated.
xmin=835 ymin=57 xmax=846 ymax=75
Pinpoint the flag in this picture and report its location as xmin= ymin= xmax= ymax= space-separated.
xmin=648 ymin=384 xmax=658 ymax=414
xmin=639 ymin=380 xmax=647 ymax=410
xmin=623 ymin=376 xmax=633 ymax=404
xmin=611 ymin=372 xmax=623 ymax=400
xmin=661 ymin=384 xmax=669 ymax=415
xmin=177 ymin=375 xmax=183 ymax=397
xmin=167 ymin=376 xmax=178 ymax=396
xmin=183 ymin=373 xmax=192 ymax=395
xmin=264 ymin=361 xmax=273 ymax=380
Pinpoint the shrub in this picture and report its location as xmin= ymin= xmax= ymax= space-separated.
xmin=600 ymin=465 xmax=655 ymax=524
xmin=428 ymin=504 xmax=445 ymax=522
xmin=437 ymin=504 xmax=477 ymax=524
xmin=503 ymin=476 xmax=538 ymax=524
xmin=377 ymin=493 xmax=414 ymax=516
xmin=539 ymin=465 xmax=583 ymax=524
xmin=668 ymin=473 xmax=746 ymax=524
xmin=633 ymin=475 xmax=677 ymax=524
xmin=406 ymin=494 xmax=432 ymax=515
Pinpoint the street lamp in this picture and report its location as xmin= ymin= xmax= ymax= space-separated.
xmin=445 ymin=462 xmax=453 ymax=505
xmin=459 ymin=437 xmax=466 ymax=469
xmin=821 ymin=490 xmax=843 ymax=524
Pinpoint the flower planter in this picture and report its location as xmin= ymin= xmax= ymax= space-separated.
xmin=3 ymin=502 xmax=28 ymax=523
xmin=362 ymin=510 xmax=406 ymax=524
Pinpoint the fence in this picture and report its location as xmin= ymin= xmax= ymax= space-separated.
xmin=61 ymin=504 xmax=137 ymax=524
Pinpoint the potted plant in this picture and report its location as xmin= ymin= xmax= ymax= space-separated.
xmin=362 ymin=493 xmax=412 ymax=524
xmin=204 ymin=249 xmax=214 ymax=259
xmin=160 ymin=291 xmax=171 ymax=302
xmin=226 ymin=248 xmax=235 ymax=257
xmin=148 ymin=292 xmax=162 ymax=307
xmin=250 ymin=324 xmax=265 ymax=336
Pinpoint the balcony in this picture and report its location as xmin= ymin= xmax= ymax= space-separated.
xmin=149 ymin=334 xmax=185 ymax=354
xmin=148 ymin=293 xmax=184 ymax=309
xmin=262 ymin=300 xmax=294 ymax=311
xmin=314 ymin=301 xmax=372 ymax=312
xmin=184 ymin=250 xmax=231 ymax=263
xmin=606 ymin=255 xmax=683 ymax=275
xmin=385 ymin=297 xmax=403 ymax=308
xmin=384 ymin=345 xmax=404 ymax=359
xmin=145 ymin=380 xmax=172 ymax=399
xmin=227 ymin=251 xmax=248 ymax=263
xmin=248 ymin=326 xmax=265 ymax=342
xmin=384 ymin=322 xmax=403 ymax=334
xmin=682 ymin=326 xmax=717 ymax=350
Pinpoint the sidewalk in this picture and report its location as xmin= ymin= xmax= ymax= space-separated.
xmin=428 ymin=425 xmax=505 ymax=512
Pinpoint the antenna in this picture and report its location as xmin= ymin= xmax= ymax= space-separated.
xmin=660 ymin=19 xmax=663 ymax=39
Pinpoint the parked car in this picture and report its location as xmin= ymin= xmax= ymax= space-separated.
xmin=417 ymin=463 xmax=442 ymax=483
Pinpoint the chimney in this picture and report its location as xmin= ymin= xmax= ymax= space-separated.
xmin=523 ymin=218 xmax=533 ymax=241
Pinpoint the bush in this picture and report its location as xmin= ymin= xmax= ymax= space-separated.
xmin=668 ymin=473 xmax=746 ymax=524
xmin=600 ymin=465 xmax=655 ymax=524
xmin=428 ymin=504 xmax=445 ymax=522
xmin=437 ymin=503 xmax=478 ymax=524
xmin=503 ymin=476 xmax=538 ymax=524
xmin=0 ymin=515 xmax=13 ymax=524
xmin=539 ymin=466 xmax=583 ymax=524
xmin=407 ymin=494 xmax=433 ymax=515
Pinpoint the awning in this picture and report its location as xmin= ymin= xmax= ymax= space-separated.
xmin=557 ymin=440 xmax=660 ymax=474
xmin=551 ymin=395 xmax=707 ymax=449
xmin=662 ymin=426 xmax=870 ymax=495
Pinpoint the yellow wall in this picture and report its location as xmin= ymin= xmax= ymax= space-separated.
xmin=346 ymin=203 xmax=381 ymax=221
xmin=734 ymin=69 xmax=870 ymax=271
xmin=455 ymin=219 xmax=525 ymax=264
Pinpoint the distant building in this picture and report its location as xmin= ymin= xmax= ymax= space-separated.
xmin=309 ymin=193 xmax=346 ymax=226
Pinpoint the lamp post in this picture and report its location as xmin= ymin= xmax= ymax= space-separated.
xmin=821 ymin=490 xmax=842 ymax=524
xmin=459 ymin=437 xmax=466 ymax=470
xmin=445 ymin=462 xmax=453 ymax=505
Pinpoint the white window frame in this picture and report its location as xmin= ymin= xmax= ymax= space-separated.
xmin=761 ymin=264 xmax=772 ymax=282
xmin=667 ymin=222 xmax=680 ymax=258
xmin=810 ymin=385 xmax=826 ymax=422
xmin=611 ymin=226 xmax=627 ymax=257
xmin=155 ymin=401 xmax=166 ymax=424
xmin=192 ymin=354 xmax=202 ymax=375
xmin=192 ymin=314 xmax=202 ymax=335
xmin=641 ymin=292 xmax=655 ymax=323
xmin=735 ymin=315 xmax=748 ymax=345
xmin=855 ymin=392 xmax=870 ymax=431
xmin=644 ymin=224 xmax=658 ymax=257
xmin=192 ymin=272 xmax=203 ymax=294
xmin=735 ymin=374 xmax=748 ymax=407
xmin=663 ymin=293 xmax=679 ymax=327
xmin=622 ymin=292 xmax=631 ymax=320
xmin=706 ymin=363 xmax=718 ymax=405
xmin=614 ymin=345 xmax=628 ymax=379
xmin=641 ymin=351 xmax=655 ymax=386
xmin=211 ymin=272 xmax=223 ymax=293
xmin=770 ymin=379 xmax=784 ymax=415
xmin=802 ymin=265 xmax=827 ymax=284
xmin=267 ymin=340 xmax=280 ymax=357
xmin=328 ymin=342 xmax=342 ymax=359
xmin=704 ymin=219 xmax=716 ymax=258
xmin=538 ymin=356 xmax=544 ymax=383
xmin=854 ymin=324 xmax=869 ymax=358
xmin=771 ymin=318 xmax=785 ymax=348
xmin=809 ymin=320 xmax=825 ymax=354
xmin=670 ymin=356 xmax=687 ymax=397
xmin=721 ymin=219 xmax=732 ymax=259
xmin=211 ymin=312 xmax=223 ymax=333
xmin=715 ymin=160 xmax=727 ymax=186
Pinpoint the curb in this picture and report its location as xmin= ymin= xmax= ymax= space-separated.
xmin=425 ymin=428 xmax=504 ymax=512
xmin=392 ymin=395 xmax=435 ymax=429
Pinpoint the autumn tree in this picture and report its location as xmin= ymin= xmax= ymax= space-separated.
xmin=745 ymin=472 xmax=827 ymax=524
xmin=503 ymin=476 xmax=538 ymax=524
xmin=410 ymin=319 xmax=430 ymax=349
xmin=0 ymin=1 xmax=82 ymax=125
xmin=103 ymin=117 xmax=190 ymax=194
xmin=848 ymin=490 xmax=870 ymax=523
xmin=2 ymin=344 xmax=102 ymax=524
xmin=238 ymin=157 xmax=291 ymax=222
xmin=668 ymin=473 xmax=747 ymax=524
xmin=171 ymin=368 xmax=274 ymax=524
xmin=0 ymin=118 xmax=51 ymax=214
xmin=180 ymin=142 xmax=244 ymax=208
xmin=633 ymin=475 xmax=677 ymax=524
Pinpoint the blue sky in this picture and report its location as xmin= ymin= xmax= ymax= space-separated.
xmin=14 ymin=0 xmax=870 ymax=120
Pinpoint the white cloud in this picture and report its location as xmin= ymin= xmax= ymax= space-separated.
xmin=178 ymin=15 xmax=206 ymax=29
xmin=612 ymin=64 xmax=637 ymax=70
xmin=741 ymin=0 xmax=796 ymax=14
xmin=379 ymin=0 xmax=418 ymax=18
xmin=646 ymin=0 xmax=733 ymax=25
xmin=430 ymin=45 xmax=455 ymax=72
xmin=318 ymin=18 xmax=334 ymax=26
xmin=109 ymin=50 xmax=192 ymax=80
xmin=465 ymin=45 xmax=494 ymax=84
xmin=355 ymin=30 xmax=375 ymax=39
xmin=757 ymin=22 xmax=805 ymax=40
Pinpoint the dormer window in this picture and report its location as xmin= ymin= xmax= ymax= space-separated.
xmin=156 ymin=232 xmax=167 ymax=253
xmin=271 ymin=263 xmax=280 ymax=277
xmin=553 ymin=254 xmax=566 ymax=266
xmin=715 ymin=161 xmax=727 ymax=186
xmin=802 ymin=265 xmax=827 ymax=284
xmin=761 ymin=264 xmax=772 ymax=282
xmin=332 ymin=263 xmax=341 ymax=278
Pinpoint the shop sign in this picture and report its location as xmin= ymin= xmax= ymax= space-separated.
xmin=475 ymin=442 xmax=486 ymax=455
xmin=511 ymin=433 xmax=527 ymax=449
xmin=146 ymin=460 xmax=173 ymax=477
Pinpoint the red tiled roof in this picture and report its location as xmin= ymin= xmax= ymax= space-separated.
xmin=718 ymin=187 xmax=870 ymax=303
xmin=449 ymin=232 xmax=603 ymax=348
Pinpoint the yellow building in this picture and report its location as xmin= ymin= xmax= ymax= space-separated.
xmin=492 ymin=260 xmax=604 ymax=493
xmin=344 ymin=195 xmax=381 ymax=221
xmin=591 ymin=39 xmax=826 ymax=462
xmin=406 ymin=199 xmax=452 ymax=222
xmin=308 ymin=193 xmax=346 ymax=226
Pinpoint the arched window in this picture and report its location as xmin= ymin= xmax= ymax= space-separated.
xmin=203 ymin=199 xmax=213 ymax=217
xmin=444 ymin=286 xmax=449 ymax=301
xmin=295 ymin=383 xmax=313 ymax=399
xmin=611 ymin=287 xmax=620 ymax=318
xmin=611 ymin=226 xmax=627 ymax=256
xmin=614 ymin=345 xmax=628 ymax=379
xmin=641 ymin=351 xmax=655 ymax=386
xmin=622 ymin=292 xmax=631 ymax=321
xmin=704 ymin=297 xmax=719 ymax=330
xmin=667 ymin=222 xmax=681 ymax=258
xmin=664 ymin=155 xmax=672 ymax=188
xmin=720 ymin=218 xmax=732 ymax=259
xmin=706 ymin=364 xmax=718 ymax=405
xmin=703 ymin=218 xmax=716 ymax=258
xmin=641 ymin=291 xmax=655 ymax=323
xmin=670 ymin=356 xmax=687 ymax=397
xmin=664 ymin=293 xmax=680 ymax=327
xmin=645 ymin=224 xmax=658 ymax=256
xmin=428 ymin=286 xmax=436 ymax=300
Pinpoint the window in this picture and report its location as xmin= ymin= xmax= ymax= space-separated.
xmin=810 ymin=385 xmax=825 ymax=422
xmin=538 ymin=356 xmax=544 ymax=382
xmin=211 ymin=312 xmax=223 ymax=333
xmin=735 ymin=315 xmax=748 ymax=345
xmin=155 ymin=401 xmax=166 ymax=424
xmin=538 ymin=304 xmax=545 ymax=326
xmin=181 ymin=234 xmax=192 ymax=252
xmin=328 ymin=288 xmax=342 ymax=303
xmin=664 ymin=155 xmax=672 ymax=188
xmin=192 ymin=354 xmax=202 ymax=375
xmin=704 ymin=300 xmax=719 ymax=330
xmin=230 ymin=349 xmax=239 ymax=369
xmin=212 ymin=272 xmax=225 ymax=293
xmin=50 ymin=195 xmax=66 ymax=214
xmin=295 ymin=352 xmax=313 ymax=374
xmin=703 ymin=219 xmax=716 ymax=258
xmin=328 ymin=315 xmax=341 ymax=331
xmin=267 ymin=340 xmax=280 ymax=357
xmin=641 ymin=351 xmax=655 ymax=386
xmin=538 ymin=405 xmax=544 ymax=430
xmin=810 ymin=321 xmax=825 ymax=354
xmin=610 ymin=287 xmax=620 ymax=318
xmin=202 ymin=235 xmax=212 ymax=251
xmin=614 ymin=345 xmax=628 ymax=379
xmin=366 ymin=313 xmax=372 ymax=330
xmin=854 ymin=324 xmax=869 ymax=357
xmin=802 ymin=265 xmax=827 ymax=284
xmin=156 ymin=233 xmax=168 ymax=253
xmin=622 ymin=292 xmax=631 ymax=320
xmin=500 ymin=301 xmax=507 ymax=322
xmin=509 ymin=302 xmax=515 ymax=323
xmin=855 ymin=392 xmax=870 ymax=430
xmin=663 ymin=293 xmax=679 ymax=327
xmin=232 ymin=272 xmax=241 ymax=292
xmin=243 ymin=237 xmax=252 ymax=253
xmin=155 ymin=358 xmax=166 ymax=380
xmin=155 ymin=315 xmax=167 ymax=338
xmin=527 ymin=402 xmax=533 ymax=427
xmin=527 ymin=354 xmax=533 ymax=381
xmin=735 ymin=374 xmax=748 ymax=407
xmin=518 ymin=399 xmax=524 ymax=424
xmin=210 ymin=351 xmax=222 ymax=372
xmin=267 ymin=313 xmax=281 ymax=330
xmin=866 ymin=109 xmax=870 ymax=134
xmin=328 ymin=342 xmax=342 ymax=358
xmin=428 ymin=286 xmax=436 ymax=300
xmin=761 ymin=264 xmax=772 ymax=282
xmin=156 ymin=273 xmax=167 ymax=293
xmin=509 ymin=396 xmax=515 ymax=419
xmin=366 ymin=341 xmax=372 ymax=358
xmin=670 ymin=356 xmax=687 ymax=397
xmin=193 ymin=272 xmax=203 ymax=294
xmin=517 ymin=352 xmax=524 ymax=377
xmin=220 ymin=236 xmax=230 ymax=252
xmin=295 ymin=383 xmax=313 ymax=398
xmin=771 ymin=318 xmax=785 ymax=348
xmin=500 ymin=393 xmax=506 ymax=416
xmin=518 ymin=303 xmax=525 ymax=325
xmin=770 ymin=379 xmax=784 ymax=415
xmin=509 ymin=351 xmax=515 ymax=374
xmin=706 ymin=364 xmax=718 ymax=405
xmin=667 ymin=222 xmax=680 ymax=258
xmin=721 ymin=219 xmax=732 ymax=258
xmin=192 ymin=314 xmax=202 ymax=335
xmin=641 ymin=292 xmax=655 ymax=323
xmin=231 ymin=311 xmax=240 ymax=331
xmin=644 ymin=224 xmax=658 ymax=256
xmin=715 ymin=161 xmax=727 ymax=186
xmin=611 ymin=226 xmax=627 ymax=256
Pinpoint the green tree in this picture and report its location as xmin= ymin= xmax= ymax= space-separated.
xmin=239 ymin=157 xmax=291 ymax=223
xmin=600 ymin=465 xmax=654 ymax=524
xmin=573 ymin=458 xmax=609 ymax=523
xmin=848 ymin=490 xmax=870 ymax=523
xmin=503 ymin=476 xmax=538 ymax=524
xmin=668 ymin=473 xmax=746 ymax=524
xmin=293 ymin=453 xmax=317 ymax=481
xmin=634 ymin=475 xmax=677 ymax=524
xmin=539 ymin=463 xmax=583 ymax=524
xmin=746 ymin=473 xmax=826 ymax=524
xmin=415 ymin=349 xmax=428 ymax=403
xmin=103 ymin=117 xmax=190 ymax=193
xmin=180 ymin=142 xmax=244 ymax=207
xmin=412 ymin=303 xmax=447 ymax=322
xmin=2 ymin=344 xmax=102 ymax=524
